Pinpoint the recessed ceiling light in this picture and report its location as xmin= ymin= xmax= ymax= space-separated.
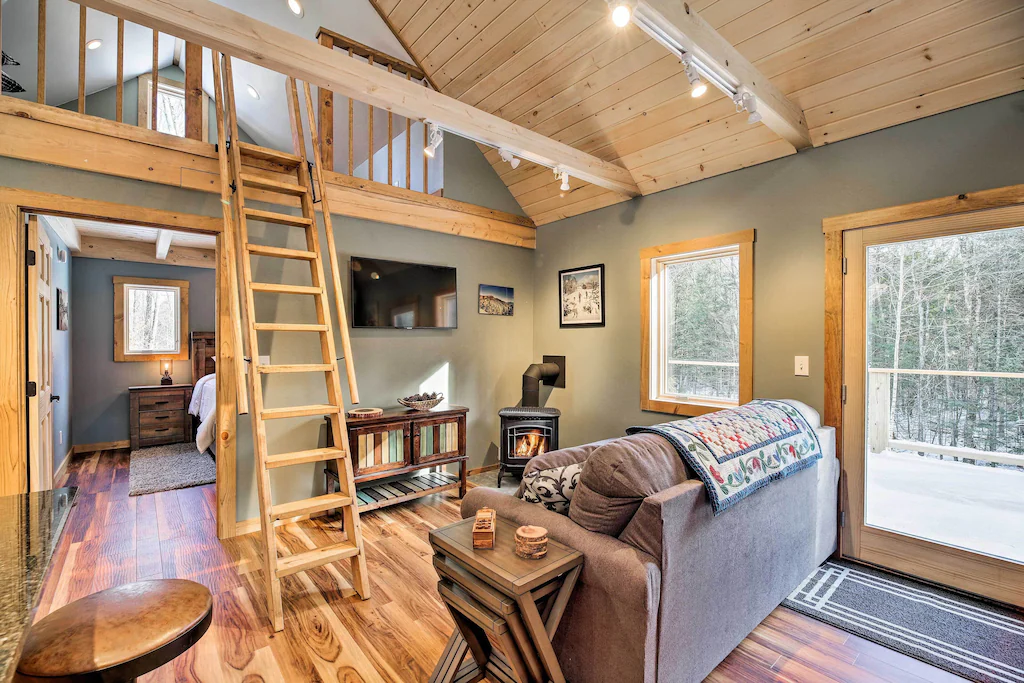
xmin=246 ymin=84 xmax=260 ymax=100
xmin=287 ymin=0 xmax=304 ymax=17
xmin=86 ymin=39 xmax=103 ymax=50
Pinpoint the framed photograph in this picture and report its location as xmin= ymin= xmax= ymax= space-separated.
xmin=56 ymin=288 xmax=69 ymax=331
xmin=478 ymin=284 xmax=514 ymax=316
xmin=559 ymin=264 xmax=605 ymax=328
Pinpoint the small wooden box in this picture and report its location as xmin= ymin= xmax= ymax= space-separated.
xmin=472 ymin=508 xmax=496 ymax=549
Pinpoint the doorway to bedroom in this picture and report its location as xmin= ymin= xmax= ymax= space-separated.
xmin=841 ymin=211 xmax=1024 ymax=607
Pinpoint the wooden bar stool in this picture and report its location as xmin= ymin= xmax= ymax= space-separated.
xmin=16 ymin=579 xmax=213 ymax=683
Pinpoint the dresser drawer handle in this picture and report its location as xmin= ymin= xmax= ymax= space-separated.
xmin=154 ymin=415 xmax=169 ymax=420
xmin=154 ymin=400 xmax=170 ymax=405
xmin=155 ymin=428 xmax=170 ymax=432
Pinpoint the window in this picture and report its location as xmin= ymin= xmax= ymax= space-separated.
xmin=641 ymin=230 xmax=753 ymax=416
xmin=137 ymin=74 xmax=208 ymax=140
xmin=114 ymin=276 xmax=190 ymax=362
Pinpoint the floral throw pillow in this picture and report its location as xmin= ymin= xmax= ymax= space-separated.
xmin=522 ymin=462 xmax=583 ymax=514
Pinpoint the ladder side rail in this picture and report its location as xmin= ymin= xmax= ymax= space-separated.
xmin=222 ymin=54 xmax=285 ymax=631
xmin=210 ymin=50 xmax=250 ymax=415
xmin=300 ymin=80 xmax=361 ymax=406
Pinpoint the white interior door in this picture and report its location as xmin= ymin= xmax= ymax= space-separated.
xmin=28 ymin=216 xmax=54 ymax=492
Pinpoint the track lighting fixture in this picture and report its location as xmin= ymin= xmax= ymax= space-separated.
xmin=424 ymin=122 xmax=443 ymax=158
xmin=498 ymin=148 xmax=521 ymax=169
xmin=682 ymin=55 xmax=707 ymax=98
xmin=734 ymin=92 xmax=761 ymax=125
xmin=609 ymin=0 xmax=636 ymax=27
xmin=554 ymin=167 xmax=571 ymax=193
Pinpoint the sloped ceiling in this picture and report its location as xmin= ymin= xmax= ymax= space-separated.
xmin=373 ymin=0 xmax=1024 ymax=225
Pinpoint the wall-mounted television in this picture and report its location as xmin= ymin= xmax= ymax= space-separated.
xmin=350 ymin=257 xmax=458 ymax=329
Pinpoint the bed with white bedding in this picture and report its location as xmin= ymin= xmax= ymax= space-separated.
xmin=189 ymin=331 xmax=218 ymax=455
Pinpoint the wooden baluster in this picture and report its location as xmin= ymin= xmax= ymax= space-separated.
xmin=318 ymin=32 xmax=334 ymax=171
xmin=406 ymin=73 xmax=412 ymax=190
xmin=77 ymin=5 xmax=85 ymax=114
xmin=151 ymin=28 xmax=158 ymax=130
xmin=387 ymin=64 xmax=393 ymax=187
xmin=423 ymin=118 xmax=429 ymax=195
xmin=0 ymin=0 xmax=3 ymax=87
xmin=348 ymin=48 xmax=354 ymax=176
xmin=115 ymin=19 xmax=124 ymax=122
xmin=184 ymin=42 xmax=203 ymax=140
xmin=36 ymin=0 xmax=46 ymax=104
xmin=367 ymin=55 xmax=374 ymax=182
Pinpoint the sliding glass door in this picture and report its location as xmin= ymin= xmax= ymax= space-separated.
xmin=843 ymin=216 xmax=1024 ymax=607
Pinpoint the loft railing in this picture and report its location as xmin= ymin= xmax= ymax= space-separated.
xmin=867 ymin=368 xmax=1024 ymax=468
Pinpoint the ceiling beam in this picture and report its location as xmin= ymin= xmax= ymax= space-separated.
xmin=155 ymin=228 xmax=172 ymax=259
xmin=74 ymin=0 xmax=641 ymax=197
xmin=40 ymin=215 xmax=81 ymax=251
xmin=635 ymin=0 xmax=812 ymax=150
xmin=75 ymin=235 xmax=216 ymax=269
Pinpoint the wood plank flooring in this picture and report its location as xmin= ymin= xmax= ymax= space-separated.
xmin=37 ymin=449 xmax=965 ymax=682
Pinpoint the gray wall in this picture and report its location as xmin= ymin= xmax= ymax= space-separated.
xmin=39 ymin=220 xmax=73 ymax=472
xmin=533 ymin=92 xmax=1024 ymax=448
xmin=70 ymin=258 xmax=216 ymax=446
xmin=444 ymin=134 xmax=527 ymax=217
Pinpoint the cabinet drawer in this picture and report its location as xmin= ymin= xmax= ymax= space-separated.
xmin=140 ymin=424 xmax=184 ymax=442
xmin=140 ymin=410 xmax=186 ymax=427
xmin=138 ymin=392 xmax=185 ymax=411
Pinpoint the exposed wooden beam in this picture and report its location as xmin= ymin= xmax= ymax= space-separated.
xmin=635 ymin=0 xmax=811 ymax=150
xmin=39 ymin=215 xmax=81 ymax=251
xmin=155 ymin=228 xmax=172 ymax=258
xmin=184 ymin=42 xmax=204 ymax=141
xmin=74 ymin=0 xmax=640 ymax=197
xmin=76 ymin=234 xmax=216 ymax=268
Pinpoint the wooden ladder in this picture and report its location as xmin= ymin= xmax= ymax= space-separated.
xmin=211 ymin=52 xmax=370 ymax=632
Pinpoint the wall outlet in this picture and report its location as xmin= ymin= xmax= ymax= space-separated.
xmin=259 ymin=355 xmax=271 ymax=366
xmin=794 ymin=356 xmax=810 ymax=377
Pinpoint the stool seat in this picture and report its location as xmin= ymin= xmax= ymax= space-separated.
xmin=17 ymin=579 xmax=213 ymax=683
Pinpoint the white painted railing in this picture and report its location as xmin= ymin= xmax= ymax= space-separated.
xmin=868 ymin=368 xmax=1024 ymax=467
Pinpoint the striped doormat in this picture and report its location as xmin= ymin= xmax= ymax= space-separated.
xmin=785 ymin=560 xmax=1024 ymax=683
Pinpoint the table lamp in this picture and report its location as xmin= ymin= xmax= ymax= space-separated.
xmin=160 ymin=359 xmax=174 ymax=385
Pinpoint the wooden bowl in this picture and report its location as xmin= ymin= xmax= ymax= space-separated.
xmin=398 ymin=394 xmax=444 ymax=411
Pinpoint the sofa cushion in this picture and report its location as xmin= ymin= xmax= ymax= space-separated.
xmin=522 ymin=462 xmax=583 ymax=514
xmin=568 ymin=433 xmax=689 ymax=536
xmin=515 ymin=439 xmax=611 ymax=498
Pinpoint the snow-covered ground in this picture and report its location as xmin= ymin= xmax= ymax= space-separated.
xmin=866 ymin=450 xmax=1024 ymax=565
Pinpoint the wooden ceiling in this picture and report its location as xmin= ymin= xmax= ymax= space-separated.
xmin=371 ymin=0 xmax=1024 ymax=225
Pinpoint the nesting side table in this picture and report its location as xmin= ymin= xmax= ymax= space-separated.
xmin=428 ymin=516 xmax=582 ymax=683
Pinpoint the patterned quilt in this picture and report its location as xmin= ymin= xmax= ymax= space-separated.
xmin=627 ymin=400 xmax=822 ymax=515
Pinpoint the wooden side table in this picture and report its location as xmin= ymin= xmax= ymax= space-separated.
xmin=128 ymin=384 xmax=194 ymax=451
xmin=429 ymin=517 xmax=582 ymax=683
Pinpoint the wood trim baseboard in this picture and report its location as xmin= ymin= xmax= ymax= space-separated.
xmin=53 ymin=446 xmax=73 ymax=487
xmin=72 ymin=439 xmax=131 ymax=455
xmin=467 ymin=464 xmax=498 ymax=476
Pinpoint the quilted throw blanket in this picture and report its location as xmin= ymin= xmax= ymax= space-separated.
xmin=627 ymin=400 xmax=822 ymax=515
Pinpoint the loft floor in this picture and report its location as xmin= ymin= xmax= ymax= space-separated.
xmin=39 ymin=449 xmax=965 ymax=682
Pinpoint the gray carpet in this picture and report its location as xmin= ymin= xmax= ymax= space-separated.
xmin=129 ymin=442 xmax=216 ymax=496
xmin=785 ymin=559 xmax=1024 ymax=683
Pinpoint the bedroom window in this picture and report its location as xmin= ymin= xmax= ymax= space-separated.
xmin=641 ymin=230 xmax=754 ymax=416
xmin=138 ymin=74 xmax=208 ymax=140
xmin=114 ymin=276 xmax=190 ymax=362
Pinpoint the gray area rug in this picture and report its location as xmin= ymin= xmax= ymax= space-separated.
xmin=785 ymin=559 xmax=1024 ymax=683
xmin=129 ymin=443 xmax=216 ymax=496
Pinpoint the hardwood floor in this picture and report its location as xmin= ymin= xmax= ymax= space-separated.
xmin=38 ymin=449 xmax=965 ymax=682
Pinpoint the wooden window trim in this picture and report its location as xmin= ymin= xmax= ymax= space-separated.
xmin=113 ymin=275 xmax=190 ymax=362
xmin=137 ymin=73 xmax=210 ymax=141
xmin=640 ymin=229 xmax=754 ymax=417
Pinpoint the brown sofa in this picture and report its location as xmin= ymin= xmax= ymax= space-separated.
xmin=461 ymin=401 xmax=838 ymax=683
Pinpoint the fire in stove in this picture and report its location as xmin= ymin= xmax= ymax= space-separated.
xmin=514 ymin=430 xmax=548 ymax=458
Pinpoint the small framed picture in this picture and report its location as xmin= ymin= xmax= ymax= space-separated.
xmin=559 ymin=264 xmax=605 ymax=328
xmin=57 ymin=288 xmax=69 ymax=331
xmin=479 ymin=284 xmax=514 ymax=316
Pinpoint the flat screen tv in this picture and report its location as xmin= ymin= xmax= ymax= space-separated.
xmin=350 ymin=257 xmax=458 ymax=329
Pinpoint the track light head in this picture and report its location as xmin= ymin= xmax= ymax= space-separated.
xmin=734 ymin=92 xmax=761 ymax=125
xmin=681 ymin=55 xmax=707 ymax=98
xmin=555 ymin=168 xmax=571 ymax=193
xmin=609 ymin=0 xmax=636 ymax=27
xmin=747 ymin=110 xmax=762 ymax=125
xmin=691 ymin=81 xmax=707 ymax=98
xmin=424 ymin=122 xmax=443 ymax=158
xmin=498 ymin=148 xmax=521 ymax=169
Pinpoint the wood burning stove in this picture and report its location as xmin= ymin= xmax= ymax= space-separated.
xmin=498 ymin=407 xmax=560 ymax=488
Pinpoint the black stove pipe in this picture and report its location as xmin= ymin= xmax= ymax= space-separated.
xmin=522 ymin=362 xmax=561 ymax=408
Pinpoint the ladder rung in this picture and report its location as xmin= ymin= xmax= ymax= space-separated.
xmin=258 ymin=364 xmax=333 ymax=374
xmin=266 ymin=447 xmax=346 ymax=469
xmin=246 ymin=244 xmax=317 ymax=261
xmin=276 ymin=540 xmax=359 ymax=578
xmin=243 ymin=208 xmax=313 ymax=228
xmin=254 ymin=323 xmax=328 ymax=332
xmin=261 ymin=404 xmax=340 ymax=420
xmin=271 ymin=492 xmax=353 ymax=520
xmin=251 ymin=282 xmax=323 ymax=296
xmin=237 ymin=141 xmax=302 ymax=168
xmin=240 ymin=173 xmax=308 ymax=196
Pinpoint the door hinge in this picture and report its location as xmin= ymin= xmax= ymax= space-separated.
xmin=27 ymin=249 xmax=36 ymax=267
xmin=842 ymin=257 xmax=848 ymax=275
xmin=841 ymin=385 xmax=848 ymax=404
xmin=26 ymin=381 xmax=37 ymax=398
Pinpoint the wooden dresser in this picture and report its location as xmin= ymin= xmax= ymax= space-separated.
xmin=129 ymin=384 xmax=194 ymax=450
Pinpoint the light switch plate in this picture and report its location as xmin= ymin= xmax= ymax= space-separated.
xmin=259 ymin=355 xmax=271 ymax=366
xmin=795 ymin=356 xmax=810 ymax=376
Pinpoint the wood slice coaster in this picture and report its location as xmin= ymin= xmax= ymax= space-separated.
xmin=514 ymin=525 xmax=548 ymax=559
xmin=347 ymin=407 xmax=384 ymax=418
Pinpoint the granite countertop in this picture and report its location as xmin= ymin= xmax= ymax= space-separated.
xmin=0 ymin=487 xmax=78 ymax=683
